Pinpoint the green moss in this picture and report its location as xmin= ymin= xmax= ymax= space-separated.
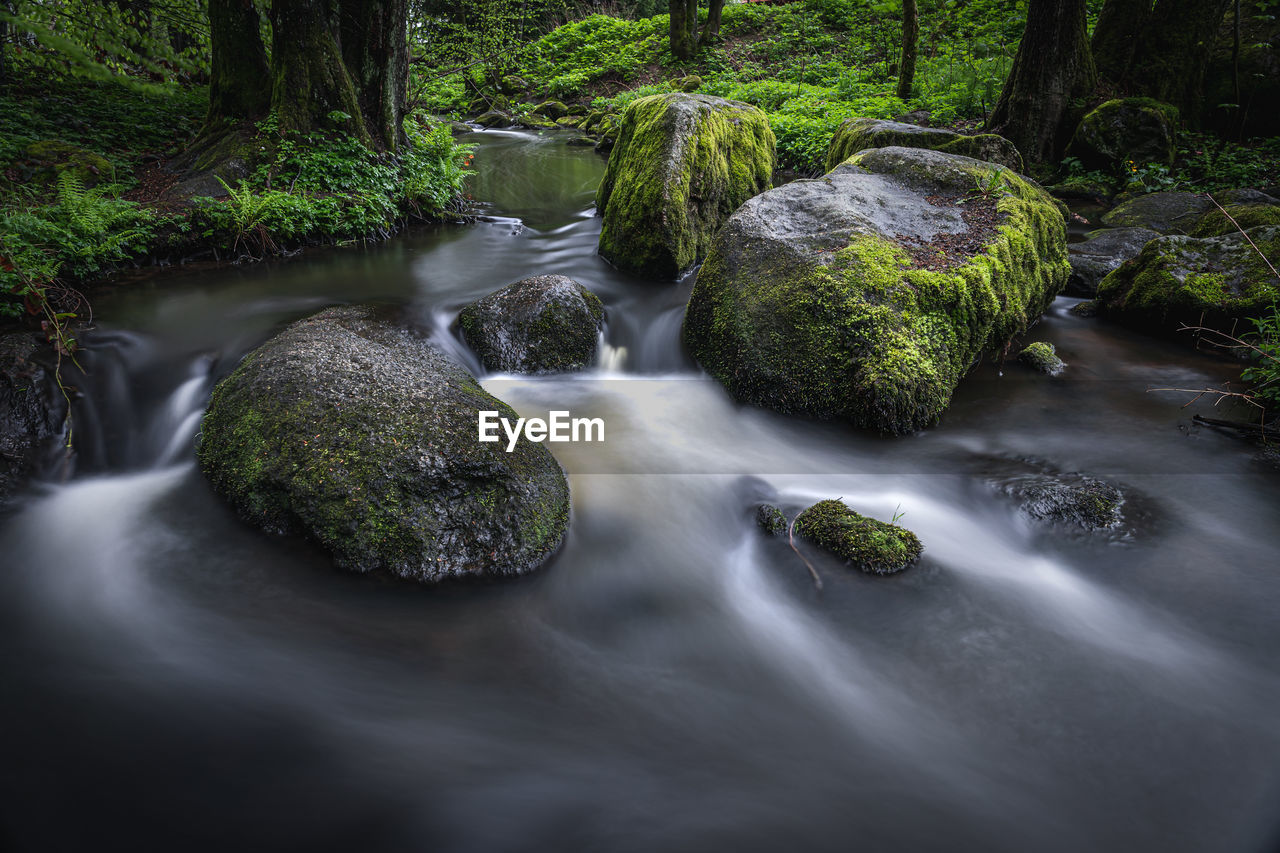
xmin=793 ymin=499 xmax=922 ymax=575
xmin=1018 ymin=341 xmax=1065 ymax=374
xmin=1191 ymin=204 xmax=1280 ymax=237
xmin=756 ymin=503 xmax=787 ymax=535
xmin=23 ymin=140 xmax=114 ymax=186
xmin=1096 ymin=226 xmax=1280 ymax=337
xmin=825 ymin=118 xmax=1022 ymax=173
xmin=684 ymin=149 xmax=1068 ymax=434
xmin=596 ymin=93 xmax=776 ymax=279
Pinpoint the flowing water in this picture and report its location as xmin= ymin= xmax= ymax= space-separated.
xmin=3 ymin=129 xmax=1280 ymax=852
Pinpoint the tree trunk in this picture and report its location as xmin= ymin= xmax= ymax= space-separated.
xmin=1127 ymin=0 xmax=1232 ymax=123
xmin=699 ymin=0 xmax=725 ymax=48
xmin=339 ymin=0 xmax=408 ymax=151
xmin=985 ymin=0 xmax=1096 ymax=165
xmin=1090 ymin=0 xmax=1150 ymax=83
xmin=206 ymin=0 xmax=271 ymax=123
xmin=270 ymin=0 xmax=368 ymax=141
xmin=669 ymin=0 xmax=696 ymax=61
xmin=896 ymin=0 xmax=918 ymax=100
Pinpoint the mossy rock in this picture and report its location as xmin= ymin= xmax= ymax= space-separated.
xmin=596 ymin=93 xmax=776 ymax=279
xmin=1190 ymin=203 xmax=1280 ymax=237
xmin=793 ymin=499 xmax=922 ymax=575
xmin=825 ymin=118 xmax=1023 ymax=173
xmin=675 ymin=75 xmax=703 ymax=92
xmin=1067 ymin=226 xmax=1159 ymax=296
xmin=533 ymin=100 xmax=570 ymax=120
xmin=683 ymin=146 xmax=1069 ymax=435
xmin=458 ymin=275 xmax=605 ymax=374
xmin=1096 ymin=225 xmax=1280 ymax=340
xmin=1100 ymin=191 xmax=1211 ymax=234
xmin=1018 ymin=341 xmax=1066 ymax=375
xmin=475 ymin=110 xmax=513 ymax=129
xmin=555 ymin=116 xmax=584 ymax=129
xmin=756 ymin=503 xmax=787 ymax=536
xmin=1066 ymin=98 xmax=1180 ymax=172
xmin=197 ymin=305 xmax=570 ymax=583
xmin=499 ymin=75 xmax=530 ymax=94
xmin=23 ymin=139 xmax=113 ymax=186
xmin=987 ymin=463 xmax=1124 ymax=530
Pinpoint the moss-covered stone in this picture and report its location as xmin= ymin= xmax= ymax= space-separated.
xmin=23 ymin=139 xmax=113 ymax=186
xmin=1096 ymin=225 xmax=1280 ymax=339
xmin=458 ymin=275 xmax=605 ymax=373
xmin=1018 ymin=341 xmax=1066 ymax=375
xmin=987 ymin=462 xmax=1124 ymax=530
xmin=683 ymin=146 xmax=1069 ymax=435
xmin=675 ymin=75 xmax=703 ymax=92
xmin=1190 ymin=203 xmax=1280 ymax=237
xmin=596 ymin=93 xmax=776 ymax=279
xmin=1066 ymin=98 xmax=1180 ymax=172
xmin=793 ymin=499 xmax=922 ymax=575
xmin=825 ymin=118 xmax=1023 ymax=173
xmin=533 ymin=99 xmax=570 ymax=119
xmin=197 ymin=305 xmax=570 ymax=583
xmin=475 ymin=110 xmax=512 ymax=128
xmin=555 ymin=116 xmax=584 ymax=129
xmin=756 ymin=503 xmax=787 ymax=536
xmin=1100 ymin=191 xmax=1211 ymax=233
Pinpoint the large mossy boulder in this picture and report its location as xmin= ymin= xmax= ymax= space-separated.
xmin=23 ymin=140 xmax=113 ymax=187
xmin=1067 ymin=226 xmax=1160 ymax=296
xmin=197 ymin=305 xmax=570 ymax=582
xmin=825 ymin=118 xmax=1023 ymax=173
xmin=1095 ymin=226 xmax=1280 ymax=338
xmin=1065 ymin=98 xmax=1179 ymax=172
xmin=683 ymin=146 xmax=1068 ymax=435
xmin=459 ymin=275 xmax=605 ymax=374
xmin=794 ymin=499 xmax=922 ymax=575
xmin=1100 ymin=191 xmax=1211 ymax=233
xmin=596 ymin=93 xmax=775 ymax=279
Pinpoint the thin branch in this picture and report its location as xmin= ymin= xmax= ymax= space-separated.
xmin=1206 ymin=192 xmax=1280 ymax=279
xmin=787 ymin=516 xmax=823 ymax=592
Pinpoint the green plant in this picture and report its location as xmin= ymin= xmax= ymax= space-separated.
xmin=1241 ymin=303 xmax=1280 ymax=409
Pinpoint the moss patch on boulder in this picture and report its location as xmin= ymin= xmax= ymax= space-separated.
xmin=197 ymin=305 xmax=570 ymax=583
xmin=794 ymin=499 xmax=922 ymax=575
xmin=683 ymin=146 xmax=1068 ymax=434
xmin=1096 ymin=225 xmax=1280 ymax=339
xmin=1190 ymin=203 xmax=1280 ymax=237
xmin=825 ymin=118 xmax=1023 ymax=173
xmin=1066 ymin=98 xmax=1180 ymax=172
xmin=596 ymin=93 xmax=776 ymax=279
xmin=459 ymin=274 xmax=605 ymax=373
xmin=1100 ymin=191 xmax=1211 ymax=233
xmin=23 ymin=139 xmax=113 ymax=186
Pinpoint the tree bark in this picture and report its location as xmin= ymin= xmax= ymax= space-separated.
xmin=339 ymin=0 xmax=408 ymax=151
xmin=270 ymin=0 xmax=368 ymax=141
xmin=896 ymin=0 xmax=918 ymax=100
xmin=206 ymin=0 xmax=271 ymax=123
xmin=699 ymin=0 xmax=724 ymax=48
xmin=669 ymin=0 xmax=696 ymax=60
xmin=1090 ymin=0 xmax=1150 ymax=83
xmin=1127 ymin=0 xmax=1232 ymax=123
xmin=985 ymin=0 xmax=1096 ymax=165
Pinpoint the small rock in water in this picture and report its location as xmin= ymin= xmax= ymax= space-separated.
xmin=1018 ymin=341 xmax=1066 ymax=375
xmin=986 ymin=462 xmax=1125 ymax=531
xmin=793 ymin=499 xmax=922 ymax=575
xmin=459 ymin=275 xmax=605 ymax=374
xmin=756 ymin=504 xmax=787 ymax=536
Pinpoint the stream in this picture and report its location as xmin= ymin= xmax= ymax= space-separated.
xmin=3 ymin=129 xmax=1280 ymax=852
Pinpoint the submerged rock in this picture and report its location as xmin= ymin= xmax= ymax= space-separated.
xmin=1066 ymin=98 xmax=1179 ymax=172
xmin=1067 ymin=226 xmax=1159 ymax=296
xmin=1100 ymin=191 xmax=1211 ymax=234
xmin=1018 ymin=341 xmax=1066 ymax=375
xmin=0 ymin=333 xmax=67 ymax=502
xmin=197 ymin=305 xmax=570 ymax=582
xmin=756 ymin=503 xmax=788 ymax=536
xmin=1096 ymin=225 xmax=1280 ymax=339
xmin=989 ymin=465 xmax=1124 ymax=531
xmin=825 ymin=118 xmax=1023 ymax=173
xmin=596 ymin=93 xmax=775 ymax=279
xmin=459 ymin=275 xmax=605 ymax=374
xmin=794 ymin=499 xmax=922 ymax=575
xmin=683 ymin=146 xmax=1068 ymax=434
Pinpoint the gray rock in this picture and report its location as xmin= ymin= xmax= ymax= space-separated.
xmin=825 ymin=118 xmax=1023 ymax=172
xmin=1066 ymin=98 xmax=1180 ymax=172
xmin=197 ymin=305 xmax=569 ymax=582
xmin=0 ymin=333 xmax=66 ymax=502
xmin=459 ymin=275 xmax=605 ymax=374
xmin=988 ymin=464 xmax=1124 ymax=531
xmin=756 ymin=503 xmax=787 ymax=536
xmin=683 ymin=146 xmax=1068 ymax=434
xmin=475 ymin=110 xmax=513 ymax=129
xmin=1067 ymin=226 xmax=1160 ymax=295
xmin=1100 ymin=191 xmax=1212 ymax=233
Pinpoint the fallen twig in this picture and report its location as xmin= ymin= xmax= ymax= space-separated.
xmin=787 ymin=516 xmax=823 ymax=592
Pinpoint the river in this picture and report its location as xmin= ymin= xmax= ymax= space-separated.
xmin=2 ymin=129 xmax=1280 ymax=852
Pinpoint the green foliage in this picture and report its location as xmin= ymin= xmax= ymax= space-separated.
xmin=1058 ymin=135 xmax=1280 ymax=196
xmin=1242 ymin=303 xmax=1280 ymax=409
